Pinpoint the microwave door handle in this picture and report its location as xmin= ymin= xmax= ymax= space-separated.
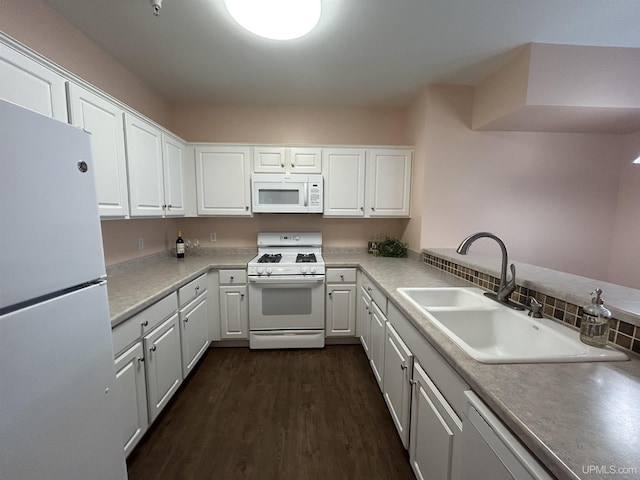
xmin=303 ymin=183 xmax=308 ymax=207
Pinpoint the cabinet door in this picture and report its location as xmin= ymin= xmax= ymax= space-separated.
xmin=326 ymin=284 xmax=356 ymax=337
xmin=290 ymin=147 xmax=322 ymax=173
xmin=366 ymin=149 xmax=412 ymax=217
xmin=369 ymin=302 xmax=386 ymax=391
xmin=162 ymin=132 xmax=187 ymax=216
xmin=144 ymin=313 xmax=182 ymax=422
xmin=0 ymin=43 xmax=68 ymax=121
xmin=67 ymin=83 xmax=130 ymax=218
xmin=179 ymin=295 xmax=209 ymax=378
xmin=383 ymin=322 xmax=414 ymax=448
xmin=357 ymin=287 xmax=372 ymax=358
xmin=195 ymin=146 xmax=252 ymax=215
xmin=409 ymin=362 xmax=462 ymax=480
xmin=219 ymin=285 xmax=248 ymax=339
xmin=323 ymin=148 xmax=366 ymax=217
xmin=253 ymin=146 xmax=286 ymax=173
xmin=114 ymin=342 xmax=148 ymax=456
xmin=125 ymin=113 xmax=165 ymax=217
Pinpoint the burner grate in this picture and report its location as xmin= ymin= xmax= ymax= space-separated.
xmin=296 ymin=253 xmax=317 ymax=263
xmin=258 ymin=253 xmax=282 ymax=263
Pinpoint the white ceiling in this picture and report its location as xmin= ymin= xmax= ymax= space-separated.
xmin=44 ymin=0 xmax=640 ymax=107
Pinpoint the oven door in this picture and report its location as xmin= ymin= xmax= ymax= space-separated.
xmin=251 ymin=176 xmax=308 ymax=213
xmin=248 ymin=275 xmax=325 ymax=329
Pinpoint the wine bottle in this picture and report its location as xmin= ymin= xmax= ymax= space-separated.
xmin=176 ymin=230 xmax=185 ymax=258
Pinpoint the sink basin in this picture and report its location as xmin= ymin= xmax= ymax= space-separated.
xmin=397 ymin=287 xmax=494 ymax=309
xmin=397 ymin=287 xmax=628 ymax=364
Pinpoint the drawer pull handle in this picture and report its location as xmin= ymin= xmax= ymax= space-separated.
xmin=150 ymin=346 xmax=157 ymax=352
xmin=184 ymin=317 xmax=189 ymax=323
xmin=240 ymin=293 xmax=245 ymax=299
xmin=141 ymin=320 xmax=149 ymax=327
xmin=340 ymin=274 xmax=344 ymax=280
xmin=409 ymin=379 xmax=417 ymax=386
xmin=137 ymin=357 xmax=145 ymax=364
xmin=400 ymin=363 xmax=407 ymax=370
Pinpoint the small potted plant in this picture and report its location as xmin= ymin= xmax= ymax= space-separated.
xmin=375 ymin=236 xmax=408 ymax=258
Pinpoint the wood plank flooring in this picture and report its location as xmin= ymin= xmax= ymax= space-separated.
xmin=127 ymin=345 xmax=416 ymax=480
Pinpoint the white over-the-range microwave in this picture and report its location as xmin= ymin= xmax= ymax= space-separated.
xmin=251 ymin=174 xmax=323 ymax=213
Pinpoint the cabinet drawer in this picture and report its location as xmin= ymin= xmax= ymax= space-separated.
xmin=362 ymin=274 xmax=386 ymax=313
xmin=326 ymin=268 xmax=356 ymax=283
xmin=112 ymin=292 xmax=178 ymax=355
xmin=219 ymin=269 xmax=247 ymax=285
xmin=178 ymin=273 xmax=207 ymax=307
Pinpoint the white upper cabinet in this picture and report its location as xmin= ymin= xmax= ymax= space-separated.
xmin=324 ymin=147 xmax=412 ymax=218
xmin=161 ymin=132 xmax=187 ymax=217
xmin=195 ymin=145 xmax=252 ymax=216
xmin=323 ymin=148 xmax=366 ymax=217
xmin=253 ymin=146 xmax=322 ymax=174
xmin=366 ymin=149 xmax=412 ymax=217
xmin=125 ymin=114 xmax=186 ymax=217
xmin=67 ymin=83 xmax=130 ymax=218
xmin=289 ymin=147 xmax=322 ymax=173
xmin=0 ymin=42 xmax=68 ymax=121
xmin=253 ymin=146 xmax=287 ymax=173
xmin=125 ymin=113 xmax=165 ymax=217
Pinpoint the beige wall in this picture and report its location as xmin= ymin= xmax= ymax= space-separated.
xmin=169 ymin=102 xmax=410 ymax=145
xmin=412 ymin=84 xmax=624 ymax=281
xmin=5 ymin=0 xmax=639 ymax=284
xmin=0 ymin=0 xmax=170 ymax=126
xmin=608 ymin=132 xmax=640 ymax=289
xmin=176 ymin=217 xmax=409 ymax=249
xmin=101 ymin=219 xmax=179 ymax=266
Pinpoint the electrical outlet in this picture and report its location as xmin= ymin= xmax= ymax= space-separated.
xmin=138 ymin=238 xmax=144 ymax=250
xmin=209 ymin=232 xmax=217 ymax=242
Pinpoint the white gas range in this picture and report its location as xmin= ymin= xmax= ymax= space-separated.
xmin=247 ymin=232 xmax=325 ymax=349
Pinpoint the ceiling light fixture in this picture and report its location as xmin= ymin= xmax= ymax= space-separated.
xmin=150 ymin=0 xmax=163 ymax=16
xmin=224 ymin=0 xmax=321 ymax=40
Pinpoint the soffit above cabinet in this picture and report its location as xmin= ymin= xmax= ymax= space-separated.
xmin=472 ymin=43 xmax=640 ymax=133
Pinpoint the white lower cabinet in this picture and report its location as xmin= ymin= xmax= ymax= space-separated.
xmin=409 ymin=362 xmax=463 ymax=480
xmin=326 ymin=283 xmax=357 ymax=336
xmin=219 ymin=270 xmax=249 ymax=340
xmin=382 ymin=322 xmax=414 ymax=449
xmin=326 ymin=268 xmax=357 ymax=337
xmin=357 ymin=285 xmax=372 ymax=357
xmin=369 ymin=301 xmax=387 ymax=390
xmin=144 ymin=313 xmax=183 ymax=423
xmin=113 ymin=342 xmax=148 ymax=456
xmin=179 ymin=294 xmax=209 ymax=378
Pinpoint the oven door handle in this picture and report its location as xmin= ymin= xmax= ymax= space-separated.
xmin=248 ymin=276 xmax=325 ymax=284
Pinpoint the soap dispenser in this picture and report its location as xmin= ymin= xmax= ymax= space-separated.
xmin=579 ymin=288 xmax=611 ymax=348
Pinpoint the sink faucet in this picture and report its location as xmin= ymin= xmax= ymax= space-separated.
xmin=456 ymin=232 xmax=524 ymax=310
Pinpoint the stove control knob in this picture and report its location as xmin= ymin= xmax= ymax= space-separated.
xmin=295 ymin=235 xmax=300 ymax=241
xmin=256 ymin=267 xmax=264 ymax=275
xmin=310 ymin=267 xmax=316 ymax=274
xmin=300 ymin=266 xmax=308 ymax=274
xmin=266 ymin=268 xmax=272 ymax=276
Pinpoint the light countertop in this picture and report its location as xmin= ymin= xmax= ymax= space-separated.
xmin=106 ymin=251 xmax=640 ymax=480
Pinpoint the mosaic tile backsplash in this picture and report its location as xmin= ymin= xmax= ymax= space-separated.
xmin=423 ymin=253 xmax=640 ymax=356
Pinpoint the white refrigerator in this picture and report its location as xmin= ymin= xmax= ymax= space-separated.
xmin=0 ymin=100 xmax=127 ymax=480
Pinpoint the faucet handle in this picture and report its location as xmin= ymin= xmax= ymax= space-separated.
xmin=527 ymin=296 xmax=543 ymax=318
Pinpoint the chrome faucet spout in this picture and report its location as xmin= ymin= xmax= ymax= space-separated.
xmin=456 ymin=232 xmax=524 ymax=310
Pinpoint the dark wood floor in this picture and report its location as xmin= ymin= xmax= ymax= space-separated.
xmin=127 ymin=345 xmax=416 ymax=480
